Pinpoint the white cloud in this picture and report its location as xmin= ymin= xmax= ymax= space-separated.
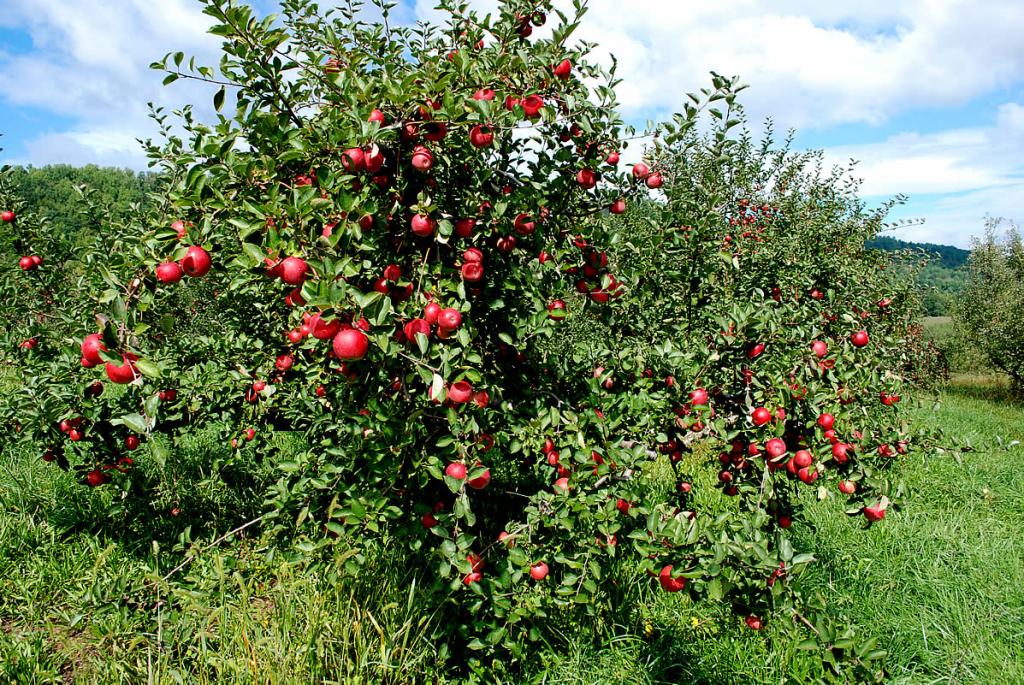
xmin=1 ymin=0 xmax=1021 ymax=247
xmin=822 ymin=103 xmax=1024 ymax=246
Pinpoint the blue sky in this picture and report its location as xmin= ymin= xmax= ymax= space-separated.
xmin=1 ymin=0 xmax=1022 ymax=247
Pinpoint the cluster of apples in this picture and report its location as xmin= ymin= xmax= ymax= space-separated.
xmin=79 ymin=333 xmax=140 ymax=385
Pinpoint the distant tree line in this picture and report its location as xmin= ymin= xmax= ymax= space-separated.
xmin=867 ymin=236 xmax=969 ymax=317
xmin=6 ymin=165 xmax=160 ymax=238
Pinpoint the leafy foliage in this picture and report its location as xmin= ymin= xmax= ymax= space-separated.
xmin=955 ymin=218 xmax=1024 ymax=392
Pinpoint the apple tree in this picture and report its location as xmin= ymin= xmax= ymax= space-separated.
xmin=0 ymin=1 xmax=928 ymax=681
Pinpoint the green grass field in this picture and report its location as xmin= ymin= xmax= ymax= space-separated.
xmin=2 ymin=381 xmax=1022 ymax=684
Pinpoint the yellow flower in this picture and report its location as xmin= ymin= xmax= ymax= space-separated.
xmin=690 ymin=616 xmax=700 ymax=628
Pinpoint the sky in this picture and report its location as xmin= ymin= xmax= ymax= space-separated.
xmin=1 ymin=0 xmax=1021 ymax=248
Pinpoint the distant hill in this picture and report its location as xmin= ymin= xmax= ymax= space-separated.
xmin=867 ymin=237 xmax=969 ymax=316
xmin=867 ymin=236 xmax=970 ymax=269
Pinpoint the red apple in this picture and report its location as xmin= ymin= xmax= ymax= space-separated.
xmin=180 ymin=246 xmax=212 ymax=277
xmin=765 ymin=438 xmax=787 ymax=458
xmin=751 ymin=407 xmax=771 ymax=426
xmin=156 ymin=261 xmax=183 ymax=283
xmin=469 ymin=125 xmax=494 ymax=148
xmin=1 ymin=210 xmax=15 ymax=223
xmin=817 ymin=413 xmax=835 ymax=430
xmin=448 ymin=380 xmax=473 ymax=404
xmin=438 ymin=308 xmax=462 ymax=331
xmin=105 ymin=355 xmax=138 ymax=384
xmin=553 ymin=476 xmax=570 ymax=493
xmin=745 ymin=615 xmax=763 ymax=631
xmin=851 ymin=329 xmax=869 ymax=347
xmin=468 ymin=465 xmax=491 ymax=489
xmin=631 ymin=163 xmax=650 ymax=180
xmin=645 ymin=173 xmax=663 ymax=189
xmin=547 ymin=299 xmax=567 ymax=320
xmin=341 ymin=147 xmax=365 ymax=172
xmin=609 ymin=199 xmax=626 ymax=214
xmin=530 ymin=561 xmax=549 ymax=580
xmin=689 ymin=387 xmax=709 ymax=406
xmin=368 ymin=108 xmax=385 ymax=124
xmin=659 ymin=565 xmax=686 ymax=592
xmin=811 ymin=340 xmax=828 ymax=357
xmin=455 ymin=218 xmax=476 ymax=238
xmin=839 ymin=479 xmax=856 ymax=494
xmin=278 ymin=257 xmax=308 ymax=285
xmin=792 ymin=450 xmax=813 ymax=469
xmin=125 ymin=435 xmax=141 ymax=451
xmin=553 ymin=58 xmax=572 ymax=79
xmin=332 ymin=328 xmax=369 ymax=360
xmin=410 ymin=213 xmax=436 ymax=237
xmin=445 ymin=462 xmax=467 ymax=480
xmin=410 ymin=145 xmax=434 ymax=172
xmin=576 ymin=168 xmax=597 ymax=189
xmin=521 ymin=94 xmax=544 ymax=118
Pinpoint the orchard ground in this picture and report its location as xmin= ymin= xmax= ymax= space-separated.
xmin=2 ymin=367 xmax=1021 ymax=684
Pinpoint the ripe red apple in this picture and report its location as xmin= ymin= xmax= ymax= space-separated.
xmin=839 ymin=479 xmax=856 ymax=494
xmin=851 ymin=329 xmax=869 ymax=347
xmin=86 ymin=469 xmax=107 ymax=487
xmin=864 ymin=496 xmax=889 ymax=522
xmin=513 ymin=213 xmax=535 ymax=235
xmin=438 ymin=308 xmax=462 ymax=331
xmin=745 ymin=615 xmax=763 ymax=631
xmin=105 ymin=355 xmax=138 ymax=384
xmin=553 ymin=476 xmax=570 ymax=493
xmin=448 ymin=380 xmax=473 ymax=404
xmin=423 ymin=302 xmax=441 ymax=325
xmin=606 ymin=151 xmax=620 ymax=165
xmin=831 ymin=442 xmax=851 ymax=464
xmin=455 ymin=218 xmax=476 ymax=238
xmin=529 ymin=561 xmax=550 ymax=580
xmin=765 ymin=438 xmax=787 ymax=458
xmin=645 ymin=173 xmax=663 ymax=189
xmin=811 ymin=340 xmax=828 ymax=357
xmin=403 ymin=318 xmax=430 ymax=342
xmin=609 ymin=199 xmax=626 ymax=214
xmin=616 ymin=498 xmax=632 ymax=515
xmin=576 ymin=168 xmax=597 ymax=189
xmin=410 ymin=213 xmax=436 ymax=237
xmin=156 ymin=261 xmax=183 ymax=283
xmin=332 ymin=328 xmax=369 ymax=361
xmin=817 ymin=413 xmax=835 ymax=431
xmin=659 ymin=565 xmax=686 ymax=592
xmin=1 ymin=210 xmax=15 ymax=223
xmin=689 ymin=387 xmax=709 ymax=406
xmin=553 ymin=58 xmax=572 ymax=79
xmin=19 ymin=256 xmax=36 ymax=271
xmin=631 ymin=163 xmax=650 ymax=180
xmin=341 ymin=147 xmax=365 ymax=172
xmin=279 ymin=257 xmax=308 ymax=285
xmin=461 ymin=261 xmax=484 ymax=282
xmin=125 ymin=435 xmax=141 ymax=451
xmin=797 ymin=466 xmax=818 ymax=484
xmin=792 ymin=450 xmax=813 ymax=469
xmin=747 ymin=342 xmax=766 ymax=359
xmin=421 ymin=512 xmax=438 ymax=528
xmin=446 ymin=462 xmax=467 ymax=480
xmin=751 ymin=407 xmax=771 ymax=426
xmin=469 ymin=125 xmax=494 ymax=148
xmin=468 ymin=465 xmax=491 ymax=489
xmin=547 ymin=299 xmax=567 ymax=320
xmin=472 ymin=88 xmax=495 ymax=101
xmin=368 ymin=108 xmax=385 ymax=124
xmin=521 ymin=94 xmax=544 ymax=118
xmin=410 ymin=145 xmax=434 ymax=172
xmin=180 ymin=246 xmax=212 ymax=277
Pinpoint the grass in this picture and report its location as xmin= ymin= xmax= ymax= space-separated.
xmin=2 ymin=382 xmax=1023 ymax=684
